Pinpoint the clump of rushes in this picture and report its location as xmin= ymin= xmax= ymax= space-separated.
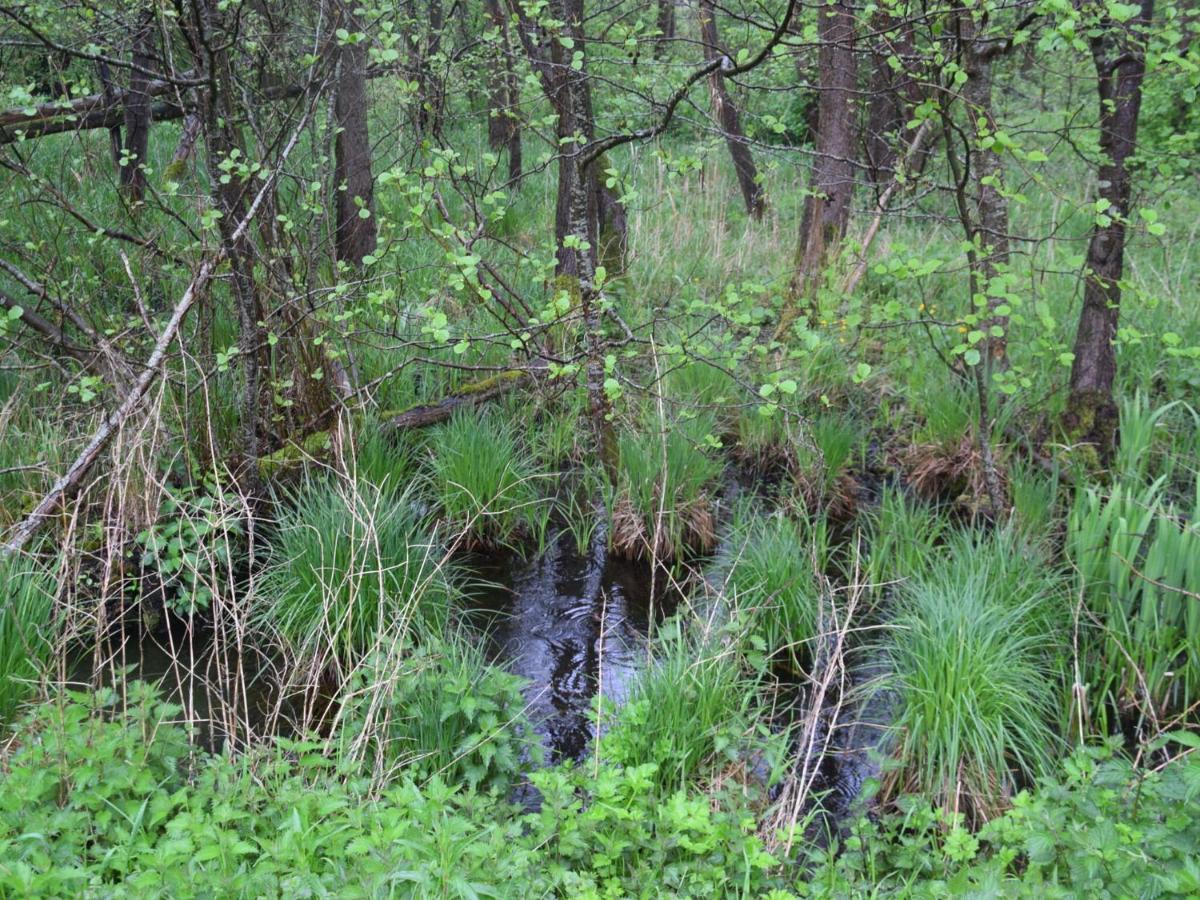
xmin=724 ymin=509 xmax=827 ymax=675
xmin=425 ymin=411 xmax=541 ymax=549
xmin=881 ymin=544 xmax=1060 ymax=824
xmin=735 ymin=407 xmax=799 ymax=476
xmin=612 ymin=412 xmax=723 ymax=561
xmin=0 ymin=556 xmax=55 ymax=722
xmin=346 ymin=415 xmax=414 ymax=495
xmin=795 ymin=414 xmax=863 ymax=519
xmin=902 ymin=381 xmax=1004 ymax=509
xmin=261 ymin=478 xmax=454 ymax=670
xmin=601 ymin=623 xmax=761 ymax=793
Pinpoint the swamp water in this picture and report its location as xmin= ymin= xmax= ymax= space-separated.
xmin=70 ymin=527 xmax=890 ymax=825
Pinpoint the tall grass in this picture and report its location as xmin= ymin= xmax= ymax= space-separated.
xmin=613 ymin=412 xmax=723 ymax=560
xmin=882 ymin=561 xmax=1060 ymax=823
xmin=665 ymin=360 xmax=738 ymax=427
xmin=425 ymin=411 xmax=542 ymax=548
xmin=723 ymin=509 xmax=827 ymax=674
xmin=261 ymin=478 xmax=454 ymax=668
xmin=1068 ymin=471 xmax=1200 ymax=728
xmin=346 ymin=415 xmax=415 ymax=494
xmin=864 ymin=489 xmax=950 ymax=586
xmin=0 ymin=556 xmax=55 ymax=722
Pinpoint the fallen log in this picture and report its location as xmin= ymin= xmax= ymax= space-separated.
xmin=383 ymin=368 xmax=534 ymax=430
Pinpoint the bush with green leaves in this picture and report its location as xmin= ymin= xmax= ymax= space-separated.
xmin=0 ymin=683 xmax=782 ymax=897
xmin=260 ymin=477 xmax=454 ymax=665
xmin=804 ymin=740 xmax=1200 ymax=897
xmin=0 ymin=555 xmax=54 ymax=722
xmin=335 ymin=632 xmax=536 ymax=793
xmin=134 ymin=476 xmax=244 ymax=615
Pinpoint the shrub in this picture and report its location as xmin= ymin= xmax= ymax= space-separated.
xmin=600 ymin=623 xmax=766 ymax=792
xmin=336 ymin=631 xmax=535 ymax=793
xmin=260 ymin=477 xmax=454 ymax=666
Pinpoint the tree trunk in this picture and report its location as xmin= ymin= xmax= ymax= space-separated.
xmin=698 ymin=0 xmax=765 ymax=220
xmin=194 ymin=1 xmax=267 ymax=492
xmin=96 ymin=60 xmax=124 ymax=169
xmin=333 ymin=2 xmax=378 ymax=267
xmin=1066 ymin=0 xmax=1154 ymax=456
xmin=484 ymin=0 xmax=523 ymax=183
xmin=655 ymin=0 xmax=676 ymax=58
xmin=777 ymin=0 xmax=856 ymax=337
xmin=864 ymin=19 xmax=924 ymax=188
xmin=121 ymin=10 xmax=155 ymax=202
xmin=415 ymin=0 xmax=445 ymax=135
xmin=551 ymin=0 xmax=617 ymax=474
xmin=961 ymin=13 xmax=1011 ymax=367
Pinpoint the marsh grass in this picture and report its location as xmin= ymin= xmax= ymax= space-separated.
xmin=0 ymin=555 xmax=55 ymax=722
xmin=723 ymin=509 xmax=828 ymax=674
xmin=425 ymin=411 xmax=544 ymax=549
xmin=734 ymin=407 xmax=799 ymax=474
xmin=612 ymin=411 xmax=723 ymax=561
xmin=1009 ymin=459 xmax=1062 ymax=541
xmin=882 ymin=562 xmax=1060 ymax=823
xmin=261 ymin=477 xmax=454 ymax=670
xmin=346 ymin=415 xmax=415 ymax=494
xmin=865 ymin=489 xmax=950 ymax=586
xmin=665 ymin=360 xmax=739 ymax=428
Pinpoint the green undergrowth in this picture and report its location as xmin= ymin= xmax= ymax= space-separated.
xmin=1 ymin=684 xmax=1196 ymax=897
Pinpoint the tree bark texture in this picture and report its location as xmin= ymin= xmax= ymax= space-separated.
xmin=484 ymin=0 xmax=523 ymax=182
xmin=1066 ymin=0 xmax=1155 ymax=455
xmin=121 ymin=10 xmax=155 ymax=201
xmin=864 ymin=19 xmax=925 ymax=188
xmin=655 ymin=0 xmax=676 ymax=58
xmin=698 ymin=0 xmax=765 ymax=220
xmin=778 ymin=0 xmax=856 ymax=336
xmin=960 ymin=13 xmax=1011 ymax=366
xmin=333 ymin=3 xmax=378 ymax=267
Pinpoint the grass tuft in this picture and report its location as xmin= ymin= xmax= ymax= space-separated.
xmin=425 ymin=411 xmax=542 ymax=549
xmin=0 ymin=556 xmax=55 ymax=722
xmin=261 ymin=477 xmax=454 ymax=668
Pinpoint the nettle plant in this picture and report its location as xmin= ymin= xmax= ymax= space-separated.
xmin=133 ymin=477 xmax=244 ymax=615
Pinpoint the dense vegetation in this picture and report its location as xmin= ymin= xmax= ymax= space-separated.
xmin=0 ymin=0 xmax=1198 ymax=895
